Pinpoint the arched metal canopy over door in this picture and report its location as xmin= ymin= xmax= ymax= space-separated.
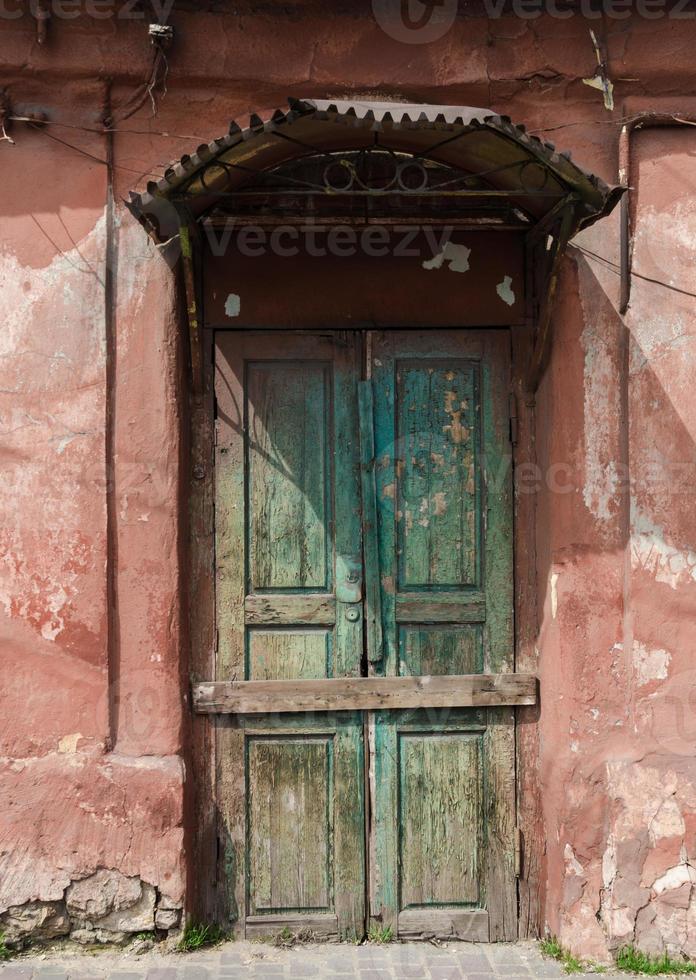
xmin=128 ymin=98 xmax=621 ymax=234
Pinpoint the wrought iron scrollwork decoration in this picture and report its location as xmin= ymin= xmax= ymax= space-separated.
xmin=182 ymin=146 xmax=562 ymax=203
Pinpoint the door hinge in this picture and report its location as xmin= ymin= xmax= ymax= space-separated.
xmin=509 ymin=392 xmax=519 ymax=446
xmin=514 ymin=826 xmax=522 ymax=878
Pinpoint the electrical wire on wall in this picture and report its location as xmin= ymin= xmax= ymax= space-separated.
xmin=2 ymin=88 xmax=696 ymax=303
xmin=113 ymin=22 xmax=174 ymax=123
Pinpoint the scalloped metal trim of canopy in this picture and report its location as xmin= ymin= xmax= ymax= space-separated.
xmin=126 ymin=97 xmax=623 ymax=243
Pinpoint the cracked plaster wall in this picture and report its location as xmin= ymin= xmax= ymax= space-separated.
xmin=535 ymin=127 xmax=696 ymax=961
xmin=1 ymin=6 xmax=696 ymax=955
xmin=0 ymin=80 xmax=187 ymax=945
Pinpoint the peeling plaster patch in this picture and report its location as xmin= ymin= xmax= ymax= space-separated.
xmin=551 ymin=571 xmax=559 ymax=619
xmin=634 ymin=641 xmax=671 ymax=686
xmin=422 ymin=242 xmax=471 ymax=273
xmin=224 ymin=293 xmax=241 ymax=317
xmin=0 ymin=213 xmax=106 ymax=391
xmin=113 ymin=215 xmax=153 ymax=327
xmin=613 ymin=908 xmax=636 ymax=938
xmin=632 ymin=203 xmax=696 ymax=305
xmin=605 ymin=761 xmax=682 ymax=844
xmin=629 ymin=314 xmax=690 ymax=375
xmin=580 ymin=306 xmax=621 ymax=523
xmin=565 ymin=843 xmax=585 ymax=876
xmin=628 ymin=312 xmax=690 ymax=379
xmin=40 ymin=585 xmax=69 ymax=641
xmin=496 ymin=275 xmax=515 ymax=306
xmin=0 ymin=215 xmax=107 ymax=647
xmin=585 ymin=460 xmax=619 ymax=522
xmin=653 ymin=864 xmax=696 ymax=894
xmin=57 ymin=733 xmax=82 ymax=754
xmin=650 ymin=799 xmax=685 ymax=841
xmin=55 ymin=432 xmax=83 ymax=454
xmin=597 ymin=766 xmax=696 ymax=954
xmin=602 ymin=838 xmax=617 ymax=890
xmin=631 ymin=504 xmax=696 ymax=589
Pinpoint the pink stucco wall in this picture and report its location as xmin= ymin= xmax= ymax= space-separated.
xmin=2 ymin=5 xmax=696 ymax=958
xmin=0 ymin=82 xmax=188 ymax=938
xmin=534 ymin=123 xmax=696 ymax=960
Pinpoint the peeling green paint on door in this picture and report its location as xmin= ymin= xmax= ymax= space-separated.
xmin=368 ymin=331 xmax=515 ymax=942
xmin=215 ymin=332 xmax=365 ymax=940
xmin=214 ymin=329 xmax=515 ymax=942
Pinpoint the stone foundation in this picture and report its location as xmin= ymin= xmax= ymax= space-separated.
xmin=0 ymin=752 xmax=186 ymax=950
xmin=0 ymin=870 xmax=181 ymax=949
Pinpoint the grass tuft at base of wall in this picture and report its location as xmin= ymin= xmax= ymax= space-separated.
xmin=539 ymin=937 xmax=595 ymax=974
xmin=615 ymin=946 xmax=696 ymax=975
xmin=540 ymin=938 xmax=696 ymax=975
xmin=177 ymin=923 xmax=227 ymax=952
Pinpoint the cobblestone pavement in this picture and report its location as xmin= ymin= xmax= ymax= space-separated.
xmin=0 ymin=940 xmax=623 ymax=980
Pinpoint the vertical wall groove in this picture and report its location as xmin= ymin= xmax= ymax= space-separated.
xmin=102 ymin=80 xmax=120 ymax=749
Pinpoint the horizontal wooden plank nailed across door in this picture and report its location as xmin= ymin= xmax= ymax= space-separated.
xmin=193 ymin=674 xmax=537 ymax=714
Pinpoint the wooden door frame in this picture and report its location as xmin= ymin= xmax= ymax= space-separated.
xmin=187 ymin=323 xmax=541 ymax=937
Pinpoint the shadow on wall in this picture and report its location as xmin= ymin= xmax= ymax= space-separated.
xmin=530 ymin=211 xmax=696 ymax=962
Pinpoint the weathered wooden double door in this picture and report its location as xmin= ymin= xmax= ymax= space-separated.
xmin=212 ymin=329 xmax=516 ymax=942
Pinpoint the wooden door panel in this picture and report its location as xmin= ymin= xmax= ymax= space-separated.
xmin=241 ymin=712 xmax=365 ymax=941
xmin=215 ymin=332 xmax=363 ymax=682
xmin=371 ymin=330 xmax=513 ymax=678
xmin=248 ymin=735 xmax=333 ymax=913
xmin=398 ymin=625 xmax=483 ymax=676
xmin=247 ymin=628 xmax=332 ymax=680
xmin=247 ymin=361 xmax=331 ymax=592
xmin=399 ymin=731 xmax=482 ymax=906
xmin=368 ymin=330 xmax=516 ymax=941
xmin=372 ymin=705 xmax=516 ymax=942
xmin=215 ymin=332 xmax=365 ymax=940
xmin=395 ymin=359 xmax=480 ymax=590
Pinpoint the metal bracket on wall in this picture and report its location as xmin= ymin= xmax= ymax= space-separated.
xmin=524 ymin=197 xmax=578 ymax=393
xmin=178 ymin=215 xmax=204 ymax=396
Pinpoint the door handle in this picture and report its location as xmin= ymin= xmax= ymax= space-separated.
xmin=359 ymin=381 xmax=384 ymax=665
